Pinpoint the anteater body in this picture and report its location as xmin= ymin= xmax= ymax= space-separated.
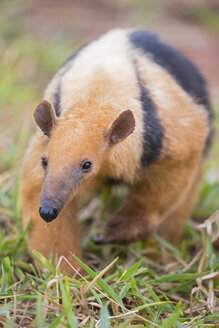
xmin=21 ymin=29 xmax=213 ymax=273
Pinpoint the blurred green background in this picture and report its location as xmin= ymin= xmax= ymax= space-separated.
xmin=0 ymin=0 xmax=219 ymax=215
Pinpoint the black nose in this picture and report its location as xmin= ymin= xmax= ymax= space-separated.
xmin=39 ymin=205 xmax=58 ymax=222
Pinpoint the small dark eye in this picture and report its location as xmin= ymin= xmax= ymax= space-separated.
xmin=41 ymin=157 xmax=48 ymax=169
xmin=82 ymin=161 xmax=92 ymax=172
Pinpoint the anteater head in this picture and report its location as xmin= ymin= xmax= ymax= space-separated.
xmin=33 ymin=100 xmax=135 ymax=223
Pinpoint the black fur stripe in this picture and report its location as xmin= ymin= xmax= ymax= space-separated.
xmin=53 ymin=85 xmax=61 ymax=117
xmin=52 ymin=42 xmax=91 ymax=117
xmin=130 ymin=30 xmax=213 ymax=154
xmin=138 ymin=80 xmax=164 ymax=166
xmin=130 ymin=31 xmax=211 ymax=110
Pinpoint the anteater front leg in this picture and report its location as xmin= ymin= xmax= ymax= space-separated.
xmin=25 ymin=204 xmax=81 ymax=275
xmin=95 ymin=157 xmax=203 ymax=245
xmin=94 ymin=182 xmax=159 ymax=245
xmin=21 ymin=134 xmax=81 ymax=275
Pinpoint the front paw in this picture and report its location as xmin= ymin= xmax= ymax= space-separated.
xmin=93 ymin=234 xmax=115 ymax=245
xmin=93 ymin=211 xmax=155 ymax=245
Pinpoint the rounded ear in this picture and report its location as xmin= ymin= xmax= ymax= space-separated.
xmin=33 ymin=100 xmax=56 ymax=137
xmin=105 ymin=110 xmax=135 ymax=146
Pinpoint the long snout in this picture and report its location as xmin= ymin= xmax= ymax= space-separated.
xmin=39 ymin=168 xmax=83 ymax=223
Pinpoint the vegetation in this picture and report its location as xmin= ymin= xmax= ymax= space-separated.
xmin=0 ymin=0 xmax=219 ymax=326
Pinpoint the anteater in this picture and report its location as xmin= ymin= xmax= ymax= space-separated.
xmin=20 ymin=29 xmax=213 ymax=273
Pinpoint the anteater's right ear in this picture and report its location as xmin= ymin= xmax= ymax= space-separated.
xmin=105 ymin=110 xmax=135 ymax=146
xmin=33 ymin=100 xmax=56 ymax=137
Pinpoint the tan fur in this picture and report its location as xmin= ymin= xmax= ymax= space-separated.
xmin=20 ymin=29 xmax=211 ymax=273
xmin=157 ymin=164 xmax=204 ymax=243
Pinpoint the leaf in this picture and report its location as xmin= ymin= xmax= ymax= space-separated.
xmin=155 ymin=235 xmax=181 ymax=256
xmin=161 ymin=304 xmax=183 ymax=328
xmin=36 ymin=295 xmax=44 ymax=328
xmin=59 ymin=276 xmax=78 ymax=328
xmin=1 ymin=257 xmax=9 ymax=294
xmin=90 ymin=287 xmax=103 ymax=306
xmin=100 ymin=303 xmax=110 ymax=328
xmin=129 ymin=301 xmax=173 ymax=313
xmin=10 ymin=218 xmax=32 ymax=258
xmin=150 ymin=272 xmax=205 ymax=284
xmin=143 ymin=282 xmax=161 ymax=302
xmin=119 ymin=282 xmax=131 ymax=299
xmin=0 ymin=304 xmax=10 ymax=315
xmin=47 ymin=312 xmax=65 ymax=328
xmin=32 ymin=249 xmax=56 ymax=275
xmin=73 ymin=255 xmax=121 ymax=305
xmin=120 ymin=258 xmax=144 ymax=281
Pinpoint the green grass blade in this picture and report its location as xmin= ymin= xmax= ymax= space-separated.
xmin=120 ymin=258 xmax=144 ymax=281
xmin=100 ymin=303 xmax=110 ymax=328
xmin=36 ymin=295 xmax=44 ymax=328
xmin=155 ymin=235 xmax=181 ymax=256
xmin=59 ymin=276 xmax=78 ymax=328
xmin=119 ymin=282 xmax=131 ymax=299
xmin=143 ymin=282 xmax=161 ymax=302
xmin=32 ymin=249 xmax=56 ymax=275
xmin=73 ymin=255 xmax=121 ymax=305
xmin=47 ymin=312 xmax=65 ymax=328
xmin=161 ymin=304 xmax=183 ymax=328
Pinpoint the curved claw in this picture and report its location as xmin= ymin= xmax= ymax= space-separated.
xmin=93 ymin=234 xmax=115 ymax=245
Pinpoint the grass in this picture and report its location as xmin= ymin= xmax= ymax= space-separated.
xmin=0 ymin=0 xmax=219 ymax=327
xmin=0 ymin=213 xmax=219 ymax=327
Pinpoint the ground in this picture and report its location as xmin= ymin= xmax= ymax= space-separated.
xmin=0 ymin=0 xmax=219 ymax=327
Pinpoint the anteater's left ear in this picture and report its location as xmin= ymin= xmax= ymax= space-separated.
xmin=105 ymin=110 xmax=135 ymax=146
xmin=33 ymin=100 xmax=56 ymax=137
